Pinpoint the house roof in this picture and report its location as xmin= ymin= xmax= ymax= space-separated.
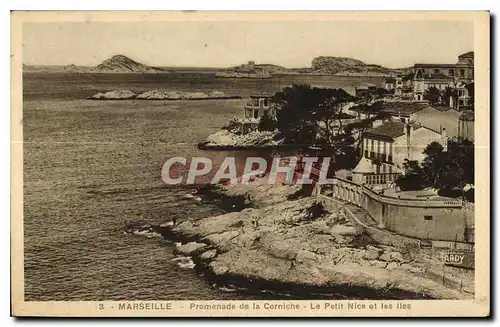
xmin=353 ymin=157 xmax=374 ymax=174
xmin=364 ymin=121 xmax=405 ymax=141
xmin=379 ymin=101 xmax=430 ymax=116
xmin=458 ymin=51 xmax=474 ymax=59
xmin=414 ymin=125 xmax=442 ymax=135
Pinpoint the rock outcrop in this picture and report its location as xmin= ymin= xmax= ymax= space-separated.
xmin=164 ymin=181 xmax=473 ymax=299
xmin=88 ymin=89 xmax=240 ymax=100
xmin=91 ymin=55 xmax=165 ymax=73
xmin=135 ymin=90 xmax=239 ymax=100
xmin=199 ymin=130 xmax=283 ymax=150
xmin=215 ymin=57 xmax=410 ymax=78
xmin=89 ymin=90 xmax=136 ymax=100
xmin=89 ymin=90 xmax=137 ymax=100
xmin=311 ymin=56 xmax=393 ymax=76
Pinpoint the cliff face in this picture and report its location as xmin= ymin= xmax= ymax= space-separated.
xmin=92 ymin=55 xmax=165 ymax=73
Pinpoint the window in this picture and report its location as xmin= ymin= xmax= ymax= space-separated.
xmin=388 ymin=155 xmax=393 ymax=164
xmin=460 ymin=69 xmax=465 ymax=77
xmin=449 ymin=69 xmax=454 ymax=76
xmin=433 ymin=69 xmax=439 ymax=73
xmin=424 ymin=215 xmax=433 ymax=221
xmin=370 ymin=151 xmax=375 ymax=158
xmin=364 ymin=150 xmax=368 ymax=158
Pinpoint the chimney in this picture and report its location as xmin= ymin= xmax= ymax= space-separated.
xmin=441 ymin=127 xmax=448 ymax=151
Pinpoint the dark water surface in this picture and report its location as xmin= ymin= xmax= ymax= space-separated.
xmin=23 ymin=72 xmax=380 ymax=301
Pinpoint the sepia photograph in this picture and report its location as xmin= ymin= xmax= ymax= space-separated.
xmin=10 ymin=10 xmax=490 ymax=317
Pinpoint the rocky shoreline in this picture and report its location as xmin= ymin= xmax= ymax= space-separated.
xmin=146 ymin=181 xmax=472 ymax=300
xmin=198 ymin=130 xmax=283 ymax=150
xmin=87 ymin=89 xmax=241 ymax=100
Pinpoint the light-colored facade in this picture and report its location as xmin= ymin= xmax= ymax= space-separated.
xmin=413 ymin=71 xmax=454 ymax=101
xmin=244 ymin=93 xmax=275 ymax=119
xmin=353 ymin=120 xmax=447 ymax=185
xmin=455 ymin=51 xmax=474 ymax=83
xmin=230 ymin=92 xmax=276 ymax=135
xmin=409 ymin=52 xmax=474 ymax=103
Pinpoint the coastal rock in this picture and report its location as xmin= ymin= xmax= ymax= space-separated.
xmin=90 ymin=90 xmax=136 ymax=100
xmin=330 ymin=225 xmax=359 ymax=236
xmin=169 ymin=181 xmax=471 ymax=300
xmin=174 ymin=242 xmax=207 ymax=256
xmin=386 ymin=262 xmax=399 ymax=270
xmin=201 ymin=130 xmax=283 ymax=149
xmin=366 ymin=245 xmax=383 ymax=253
xmin=379 ymin=252 xmax=392 ymax=262
xmin=209 ymin=261 xmax=229 ymax=275
xmin=295 ymin=249 xmax=317 ymax=263
xmin=389 ymin=251 xmax=406 ymax=263
xmin=369 ymin=260 xmax=388 ymax=269
xmin=235 ymin=230 xmax=261 ymax=248
xmin=203 ymin=230 xmax=240 ymax=248
xmin=399 ymin=263 xmax=413 ymax=270
xmin=199 ymin=249 xmax=217 ymax=261
xmin=410 ymin=266 xmax=425 ymax=274
xmin=267 ymin=241 xmax=298 ymax=260
xmin=363 ymin=249 xmax=381 ymax=260
xmin=135 ymin=89 xmax=235 ymax=100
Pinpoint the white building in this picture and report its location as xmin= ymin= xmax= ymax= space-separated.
xmin=352 ymin=120 xmax=448 ymax=185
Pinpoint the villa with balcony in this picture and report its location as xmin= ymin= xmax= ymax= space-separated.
xmin=229 ymin=92 xmax=276 ymax=135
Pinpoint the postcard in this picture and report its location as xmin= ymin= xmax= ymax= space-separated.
xmin=11 ymin=10 xmax=490 ymax=317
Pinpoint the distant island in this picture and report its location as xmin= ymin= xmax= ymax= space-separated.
xmin=216 ymin=58 xmax=411 ymax=78
xmin=23 ymin=54 xmax=411 ymax=77
xmin=87 ymin=89 xmax=241 ymax=100
xmin=23 ymin=55 xmax=167 ymax=74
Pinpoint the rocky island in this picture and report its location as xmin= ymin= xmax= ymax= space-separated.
xmin=149 ymin=179 xmax=473 ymax=299
xmin=215 ymin=58 xmax=411 ymax=78
xmin=88 ymin=89 xmax=241 ymax=100
xmin=198 ymin=129 xmax=283 ymax=150
xmin=23 ymin=55 xmax=167 ymax=74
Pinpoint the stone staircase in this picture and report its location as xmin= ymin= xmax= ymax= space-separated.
xmin=344 ymin=204 xmax=379 ymax=227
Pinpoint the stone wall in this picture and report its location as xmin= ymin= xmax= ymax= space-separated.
xmin=320 ymin=178 xmax=474 ymax=243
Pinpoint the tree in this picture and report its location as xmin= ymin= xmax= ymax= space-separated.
xmin=448 ymin=137 xmax=474 ymax=185
xmin=272 ymin=84 xmax=357 ymax=170
xmin=423 ymin=86 xmax=442 ymax=105
xmin=344 ymin=101 xmax=391 ymax=156
xmin=442 ymin=86 xmax=458 ymax=108
xmin=273 ymin=84 xmax=354 ymax=147
xmin=420 ymin=139 xmax=474 ymax=194
xmin=465 ymin=82 xmax=474 ymax=109
xmin=258 ymin=112 xmax=277 ymax=131
xmin=395 ymin=160 xmax=424 ymax=191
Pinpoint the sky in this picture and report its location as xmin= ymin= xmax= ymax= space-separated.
xmin=22 ymin=20 xmax=474 ymax=68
